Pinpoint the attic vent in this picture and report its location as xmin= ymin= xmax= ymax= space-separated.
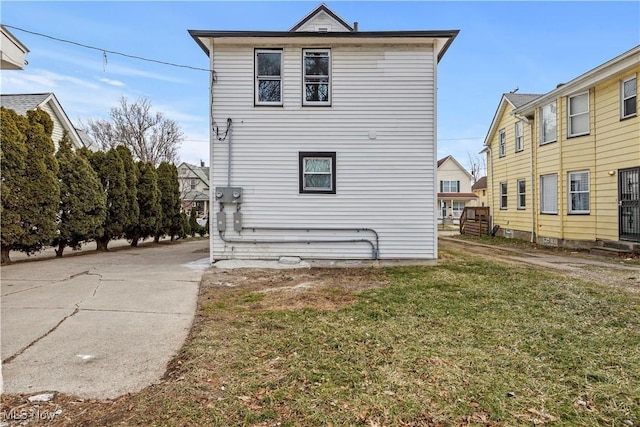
xmin=318 ymin=27 xmax=328 ymax=32
xmin=314 ymin=24 xmax=331 ymax=32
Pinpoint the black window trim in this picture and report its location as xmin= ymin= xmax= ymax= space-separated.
xmin=299 ymin=151 xmax=336 ymax=194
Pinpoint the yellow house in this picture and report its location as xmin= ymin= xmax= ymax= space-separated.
xmin=484 ymin=45 xmax=639 ymax=249
xmin=472 ymin=176 xmax=488 ymax=207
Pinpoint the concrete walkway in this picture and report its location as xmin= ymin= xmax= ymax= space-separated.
xmin=1 ymin=239 xmax=209 ymax=399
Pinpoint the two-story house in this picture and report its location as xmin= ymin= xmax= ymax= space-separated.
xmin=177 ymin=161 xmax=210 ymax=218
xmin=472 ymin=176 xmax=487 ymax=208
xmin=437 ymin=155 xmax=477 ymax=223
xmin=484 ymin=45 xmax=639 ymax=248
xmin=190 ymin=4 xmax=458 ymax=261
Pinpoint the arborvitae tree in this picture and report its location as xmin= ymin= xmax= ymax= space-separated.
xmin=14 ymin=109 xmax=60 ymax=256
xmin=189 ymin=208 xmax=199 ymax=237
xmin=155 ymin=161 xmax=182 ymax=242
xmin=117 ymin=145 xmax=140 ymax=243
xmin=87 ymin=148 xmax=128 ymax=251
xmin=180 ymin=211 xmax=190 ymax=239
xmin=0 ymin=107 xmax=27 ymax=264
xmin=53 ymin=132 xmax=107 ymax=257
xmin=130 ymin=161 xmax=161 ymax=246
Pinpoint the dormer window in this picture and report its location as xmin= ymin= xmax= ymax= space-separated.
xmin=303 ymin=49 xmax=331 ymax=106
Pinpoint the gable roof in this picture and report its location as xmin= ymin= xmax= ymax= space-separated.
xmin=1 ymin=25 xmax=29 ymax=70
xmin=472 ymin=176 xmax=487 ymax=191
xmin=178 ymin=162 xmax=210 ymax=185
xmin=437 ymin=155 xmax=474 ymax=180
xmin=0 ymin=93 xmax=84 ymax=148
xmin=189 ymin=4 xmax=458 ymax=63
xmin=289 ymin=3 xmax=354 ymax=32
xmin=482 ymin=92 xmax=542 ymax=148
xmin=514 ymin=44 xmax=640 ymax=117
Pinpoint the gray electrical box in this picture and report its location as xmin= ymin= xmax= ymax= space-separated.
xmin=216 ymin=211 xmax=226 ymax=231
xmin=214 ymin=187 xmax=243 ymax=203
xmin=233 ymin=211 xmax=242 ymax=232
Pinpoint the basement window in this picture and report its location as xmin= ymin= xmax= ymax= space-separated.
xmin=299 ymin=152 xmax=336 ymax=194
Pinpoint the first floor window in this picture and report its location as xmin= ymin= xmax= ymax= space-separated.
xmin=440 ymin=180 xmax=460 ymax=193
xmin=255 ymin=49 xmax=283 ymax=105
xmin=452 ymin=201 xmax=465 ymax=218
xmin=540 ymin=102 xmax=557 ymax=145
xmin=621 ymin=75 xmax=637 ymax=119
xmin=515 ymin=121 xmax=524 ymax=152
xmin=540 ymin=174 xmax=558 ymax=214
xmin=568 ymin=171 xmax=590 ymax=214
xmin=498 ymin=129 xmax=506 ymax=157
xmin=299 ymin=152 xmax=336 ymax=194
xmin=517 ymin=179 xmax=526 ymax=209
xmin=500 ymin=182 xmax=507 ymax=209
xmin=568 ymin=92 xmax=589 ymax=137
xmin=303 ymin=49 xmax=331 ymax=105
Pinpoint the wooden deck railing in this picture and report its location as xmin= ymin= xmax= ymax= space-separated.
xmin=459 ymin=207 xmax=491 ymax=237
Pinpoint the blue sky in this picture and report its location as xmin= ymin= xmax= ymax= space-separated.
xmin=2 ymin=1 xmax=639 ymax=171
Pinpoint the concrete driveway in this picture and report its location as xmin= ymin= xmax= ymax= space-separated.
xmin=1 ymin=239 xmax=209 ymax=399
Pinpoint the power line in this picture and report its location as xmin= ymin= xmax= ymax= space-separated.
xmin=3 ymin=24 xmax=210 ymax=73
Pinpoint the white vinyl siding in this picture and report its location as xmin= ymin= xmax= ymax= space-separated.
xmin=517 ymin=179 xmax=526 ymax=210
xmin=540 ymin=102 xmax=557 ymax=145
xmin=515 ymin=121 xmax=524 ymax=152
xmin=621 ymin=75 xmax=637 ymax=119
xmin=568 ymin=170 xmax=590 ymax=214
xmin=540 ymin=174 xmax=558 ymax=214
xmin=211 ymin=44 xmax=437 ymax=259
xmin=568 ymin=92 xmax=589 ymax=137
xmin=498 ymin=129 xmax=506 ymax=157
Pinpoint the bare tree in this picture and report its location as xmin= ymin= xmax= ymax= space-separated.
xmin=83 ymin=97 xmax=183 ymax=166
xmin=467 ymin=152 xmax=486 ymax=184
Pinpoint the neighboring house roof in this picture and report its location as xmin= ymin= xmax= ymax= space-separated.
xmin=289 ymin=3 xmax=354 ymax=32
xmin=182 ymin=190 xmax=209 ymax=202
xmin=189 ymin=4 xmax=458 ymax=63
xmin=437 ymin=155 xmax=474 ymax=180
xmin=514 ymin=44 xmax=640 ymax=117
xmin=472 ymin=176 xmax=487 ymax=191
xmin=0 ymin=93 xmax=84 ymax=148
xmin=75 ymin=128 xmax=95 ymax=148
xmin=1 ymin=25 xmax=29 ymax=70
xmin=482 ymin=92 xmax=542 ymax=148
xmin=437 ymin=192 xmax=478 ymax=200
xmin=179 ymin=162 xmax=209 ymax=186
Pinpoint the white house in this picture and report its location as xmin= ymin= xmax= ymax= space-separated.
xmin=177 ymin=161 xmax=210 ymax=218
xmin=1 ymin=25 xmax=29 ymax=70
xmin=189 ymin=4 xmax=458 ymax=262
xmin=0 ymin=93 xmax=84 ymax=150
xmin=436 ymin=155 xmax=477 ymax=222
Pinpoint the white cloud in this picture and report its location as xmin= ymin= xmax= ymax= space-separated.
xmin=99 ymin=77 xmax=126 ymax=87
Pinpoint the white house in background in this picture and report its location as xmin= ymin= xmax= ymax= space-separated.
xmin=437 ymin=155 xmax=477 ymax=222
xmin=177 ymin=161 xmax=210 ymax=218
xmin=190 ymin=3 xmax=458 ymax=262
xmin=1 ymin=25 xmax=29 ymax=70
xmin=0 ymin=93 xmax=84 ymax=150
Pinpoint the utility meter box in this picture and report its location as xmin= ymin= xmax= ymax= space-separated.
xmin=214 ymin=187 xmax=243 ymax=203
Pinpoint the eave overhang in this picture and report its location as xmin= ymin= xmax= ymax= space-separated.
xmin=189 ymin=30 xmax=459 ymax=63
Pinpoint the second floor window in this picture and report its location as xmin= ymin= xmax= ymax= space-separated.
xmin=303 ymin=49 xmax=331 ymax=105
xmin=540 ymin=102 xmax=557 ymax=145
xmin=621 ymin=75 xmax=637 ymax=119
xmin=498 ymin=129 xmax=506 ymax=157
xmin=440 ymin=180 xmax=460 ymax=193
xmin=568 ymin=92 xmax=589 ymax=137
xmin=255 ymin=49 xmax=283 ymax=105
xmin=515 ymin=121 xmax=524 ymax=152
xmin=190 ymin=178 xmax=198 ymax=191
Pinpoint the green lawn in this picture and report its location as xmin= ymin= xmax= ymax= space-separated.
xmin=20 ymin=247 xmax=639 ymax=426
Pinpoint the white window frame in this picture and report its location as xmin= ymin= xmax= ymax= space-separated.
xmin=621 ymin=75 xmax=637 ymax=119
xmin=568 ymin=92 xmax=590 ymax=137
xmin=517 ymin=179 xmax=526 ymax=210
xmin=440 ymin=180 xmax=460 ymax=193
xmin=452 ymin=201 xmax=465 ymax=218
xmin=540 ymin=174 xmax=558 ymax=214
xmin=255 ymin=49 xmax=283 ymax=106
xmin=299 ymin=152 xmax=336 ymax=194
xmin=498 ymin=129 xmax=506 ymax=157
xmin=500 ymin=182 xmax=507 ymax=210
xmin=515 ymin=121 xmax=524 ymax=152
xmin=539 ymin=102 xmax=557 ymax=145
xmin=568 ymin=170 xmax=590 ymax=214
xmin=303 ymin=48 xmax=331 ymax=106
